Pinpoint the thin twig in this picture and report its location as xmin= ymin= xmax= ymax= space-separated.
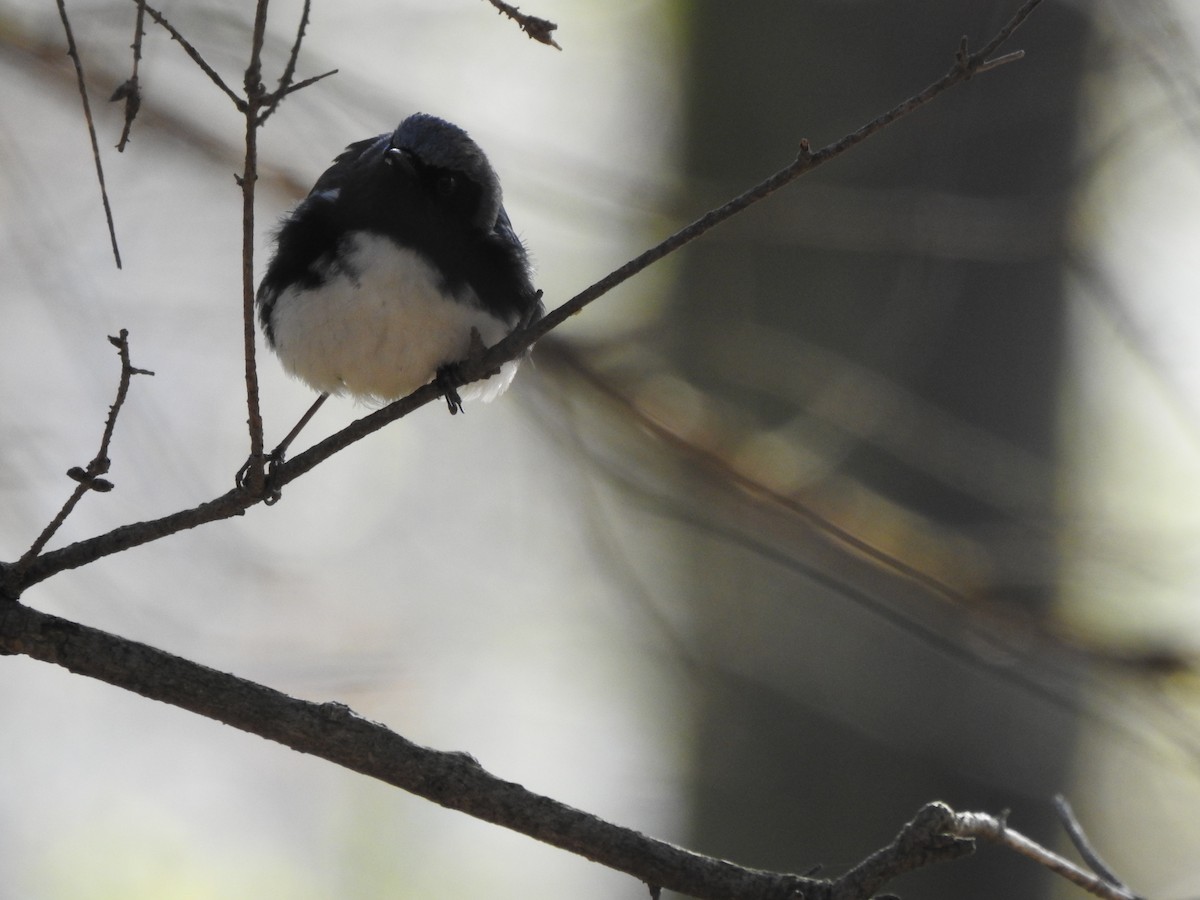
xmin=275 ymin=0 xmax=308 ymax=93
xmin=262 ymin=393 xmax=329 ymax=504
xmin=111 ymin=0 xmax=145 ymax=151
xmin=96 ymin=330 xmax=154 ymax=460
xmin=16 ymin=486 xmax=255 ymax=592
xmin=1053 ymin=796 xmax=1139 ymax=895
xmin=952 ymin=810 xmax=1142 ymax=900
xmin=258 ymin=0 xmax=314 ymax=125
xmin=484 ymin=0 xmax=561 ymax=50
xmin=832 ymin=803 xmax=975 ymax=899
xmin=973 ymin=0 xmax=1043 ymax=62
xmin=11 ymin=331 xmax=152 ymax=580
xmin=975 ymin=49 xmax=1025 ymax=73
xmin=264 ymin=68 xmax=339 ymax=109
xmin=499 ymin=0 xmax=1044 ymax=362
xmin=237 ymin=0 xmax=272 ymax=496
xmin=141 ymin=1 xmax=246 ymax=111
xmin=56 ymin=0 xmax=122 ymax=268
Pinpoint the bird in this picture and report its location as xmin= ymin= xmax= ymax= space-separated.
xmin=256 ymin=113 xmax=543 ymax=417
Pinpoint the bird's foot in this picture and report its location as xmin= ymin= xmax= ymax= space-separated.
xmin=235 ymin=454 xmax=262 ymax=491
xmin=435 ymin=328 xmax=496 ymax=415
xmin=519 ymin=290 xmax=545 ymax=329
xmin=435 ymin=366 xmax=466 ymax=415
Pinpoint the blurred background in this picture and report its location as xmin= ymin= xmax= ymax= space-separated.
xmin=2 ymin=0 xmax=1200 ymax=897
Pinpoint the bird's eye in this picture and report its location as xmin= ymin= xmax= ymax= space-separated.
xmin=436 ymin=174 xmax=459 ymax=197
xmin=386 ymin=147 xmax=414 ymax=169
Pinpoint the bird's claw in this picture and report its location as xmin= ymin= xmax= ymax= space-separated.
xmin=435 ymin=366 xmax=466 ymax=415
xmin=435 ymin=327 xmax=495 ymax=415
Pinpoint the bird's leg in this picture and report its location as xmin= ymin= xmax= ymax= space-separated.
xmin=434 ymin=327 xmax=492 ymax=415
xmin=232 ymin=393 xmax=328 ymax=501
xmin=519 ymin=289 xmax=545 ymax=329
xmin=434 ymin=369 xmax=466 ymax=415
xmin=270 ymin=393 xmax=329 ymax=465
xmin=238 ymin=393 xmax=328 ymax=503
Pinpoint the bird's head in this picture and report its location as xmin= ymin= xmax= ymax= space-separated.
xmin=384 ymin=113 xmax=504 ymax=233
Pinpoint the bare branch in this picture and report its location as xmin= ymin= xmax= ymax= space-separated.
xmin=831 ymin=803 xmax=975 ymax=899
xmin=1054 ymin=796 xmax=1142 ymax=896
xmin=109 ymin=1 xmax=146 ymax=150
xmin=0 ymin=604 xmax=1141 ymax=900
xmin=263 ymin=67 xmax=339 ymax=110
xmin=972 ymin=0 xmax=1042 ymax=63
xmin=952 ymin=810 xmax=1142 ymax=900
xmin=975 ymin=49 xmax=1025 ymax=73
xmin=0 ymin=602 xmax=819 ymax=900
xmin=258 ymin=0 xmax=315 ymax=124
xmin=56 ymin=0 xmax=122 ymax=268
xmin=111 ymin=0 xmax=145 ymax=151
xmin=829 ymin=802 xmax=1147 ymax=900
xmin=15 ymin=487 xmax=254 ymax=592
xmin=275 ymin=0 xmax=310 ymax=94
xmin=484 ymin=0 xmax=561 ymax=50
xmin=9 ymin=331 xmax=152 ymax=588
xmin=237 ymin=0 xmax=273 ymax=496
xmin=141 ymin=1 xmax=246 ymax=111
xmin=487 ymin=1 xmax=1044 ymax=369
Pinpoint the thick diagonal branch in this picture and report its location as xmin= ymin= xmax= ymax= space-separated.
xmin=0 ymin=602 xmax=818 ymax=900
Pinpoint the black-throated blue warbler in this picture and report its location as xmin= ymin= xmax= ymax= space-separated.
xmin=257 ymin=113 xmax=542 ymax=415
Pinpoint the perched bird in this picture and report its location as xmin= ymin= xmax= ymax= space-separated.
xmin=256 ymin=113 xmax=542 ymax=414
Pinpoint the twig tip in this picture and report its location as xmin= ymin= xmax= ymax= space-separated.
xmin=976 ymin=49 xmax=1025 ymax=73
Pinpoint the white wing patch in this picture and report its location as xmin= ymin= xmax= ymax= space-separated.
xmin=268 ymin=232 xmax=519 ymax=403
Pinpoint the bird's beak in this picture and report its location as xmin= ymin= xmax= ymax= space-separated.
xmin=385 ymin=147 xmax=416 ymax=176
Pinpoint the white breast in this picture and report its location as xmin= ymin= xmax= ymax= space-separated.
xmin=267 ymin=232 xmax=519 ymax=403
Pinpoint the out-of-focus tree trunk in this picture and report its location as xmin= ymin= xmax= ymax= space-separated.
xmin=667 ymin=2 xmax=1092 ymax=895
